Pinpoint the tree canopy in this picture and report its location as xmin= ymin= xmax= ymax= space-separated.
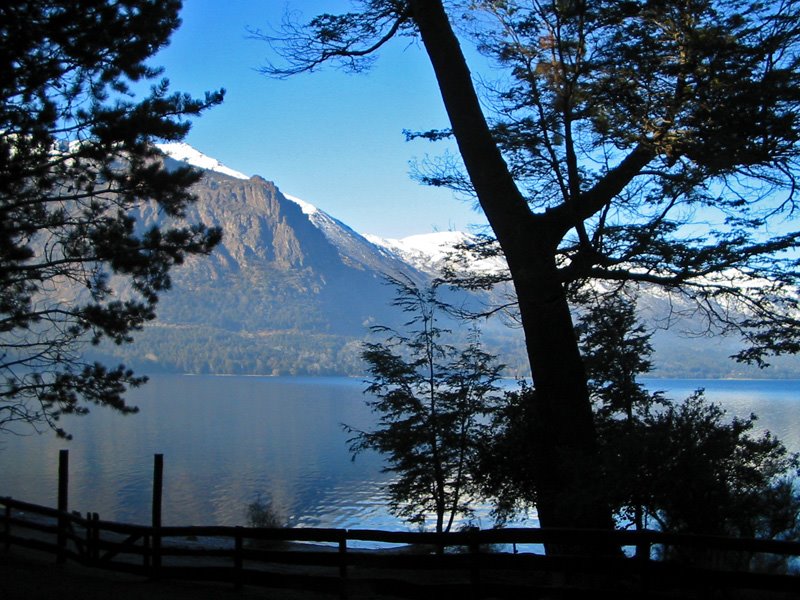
xmin=484 ymin=295 xmax=800 ymax=568
xmin=262 ymin=0 xmax=800 ymax=537
xmin=0 ymin=0 xmax=223 ymax=437
xmin=583 ymin=298 xmax=800 ymax=570
xmin=346 ymin=276 xmax=504 ymax=533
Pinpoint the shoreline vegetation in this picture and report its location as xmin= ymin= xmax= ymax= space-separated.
xmin=178 ymin=372 xmax=800 ymax=381
xmin=88 ymin=323 xmax=800 ymax=381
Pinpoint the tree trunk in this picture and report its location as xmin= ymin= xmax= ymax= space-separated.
xmin=511 ymin=235 xmax=614 ymax=534
xmin=409 ymin=0 xmax=615 ymax=542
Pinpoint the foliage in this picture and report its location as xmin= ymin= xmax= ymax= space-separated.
xmin=576 ymin=295 xmax=663 ymax=421
xmin=260 ymin=0 xmax=800 ymax=535
xmin=484 ymin=295 xmax=800 ymax=568
xmin=94 ymin=314 xmax=800 ymax=379
xmin=245 ymin=493 xmax=288 ymax=548
xmin=246 ymin=493 xmax=287 ymax=529
xmin=98 ymin=325 xmax=369 ymax=376
xmin=0 ymin=0 xmax=223 ymax=437
xmin=346 ymin=275 xmax=504 ymax=533
xmin=422 ymin=0 xmax=800 ymax=362
xmin=476 ymin=382 xmax=539 ymax=523
xmin=641 ymin=393 xmax=799 ymax=535
xmin=586 ymin=298 xmax=800 ymax=571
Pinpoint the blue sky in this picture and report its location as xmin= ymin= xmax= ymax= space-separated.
xmin=149 ymin=0 xmax=488 ymax=238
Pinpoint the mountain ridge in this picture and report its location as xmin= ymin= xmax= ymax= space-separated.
xmin=100 ymin=150 xmax=528 ymax=376
xmin=93 ymin=144 xmax=800 ymax=379
xmin=157 ymin=142 xmax=488 ymax=276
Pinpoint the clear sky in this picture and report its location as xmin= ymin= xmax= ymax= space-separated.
xmin=149 ymin=0 xmax=488 ymax=239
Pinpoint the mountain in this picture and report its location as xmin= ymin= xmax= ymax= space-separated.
xmin=95 ymin=145 xmax=528 ymax=376
xmin=365 ymin=231 xmax=508 ymax=277
xmin=96 ymin=144 xmax=799 ymax=379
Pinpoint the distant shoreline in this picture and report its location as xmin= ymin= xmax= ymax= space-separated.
xmin=159 ymin=372 xmax=800 ymax=382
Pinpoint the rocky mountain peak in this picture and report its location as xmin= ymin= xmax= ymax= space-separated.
xmin=97 ymin=144 xmax=798 ymax=379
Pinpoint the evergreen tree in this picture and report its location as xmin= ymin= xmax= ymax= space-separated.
xmin=0 ymin=0 xmax=223 ymax=437
xmin=643 ymin=394 xmax=799 ymax=549
xmin=576 ymin=295 xmax=660 ymax=422
xmin=346 ymin=276 xmax=504 ymax=533
xmin=575 ymin=295 xmax=661 ymax=534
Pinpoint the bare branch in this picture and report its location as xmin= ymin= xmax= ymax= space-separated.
xmin=251 ymin=4 xmax=413 ymax=78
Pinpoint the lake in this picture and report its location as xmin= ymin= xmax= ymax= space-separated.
xmin=1 ymin=375 xmax=798 ymax=532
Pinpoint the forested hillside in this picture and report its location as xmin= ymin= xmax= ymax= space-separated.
xmin=94 ymin=153 xmax=800 ymax=380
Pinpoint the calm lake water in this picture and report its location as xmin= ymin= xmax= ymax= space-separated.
xmin=1 ymin=375 xmax=798 ymax=532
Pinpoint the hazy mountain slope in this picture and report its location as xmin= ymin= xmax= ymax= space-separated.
xmin=95 ymin=145 xmax=799 ymax=379
xmin=101 ymin=153 xmax=507 ymax=376
xmin=151 ymin=174 xmax=413 ymax=333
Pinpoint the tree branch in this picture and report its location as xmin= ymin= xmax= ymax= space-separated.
xmin=254 ymin=5 xmax=412 ymax=78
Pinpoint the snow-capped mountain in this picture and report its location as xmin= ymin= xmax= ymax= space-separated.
xmin=158 ymin=142 xmax=250 ymax=180
xmin=365 ymin=231 xmax=507 ymax=276
xmin=94 ymin=144 xmax=525 ymax=375
xmin=119 ymin=143 xmax=799 ymax=379
xmin=106 ymin=144 xmax=499 ymax=377
xmin=157 ymin=143 xmax=496 ymax=277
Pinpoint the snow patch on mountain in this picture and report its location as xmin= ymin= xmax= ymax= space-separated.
xmin=283 ymin=193 xmax=319 ymax=216
xmin=369 ymin=231 xmax=466 ymax=260
xmin=159 ymin=143 xmax=500 ymax=277
xmin=366 ymin=231 xmax=507 ymax=276
xmin=157 ymin=142 xmax=250 ymax=180
xmin=366 ymin=231 xmax=463 ymax=272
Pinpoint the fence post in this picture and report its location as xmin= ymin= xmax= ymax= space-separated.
xmin=143 ymin=533 xmax=151 ymax=570
xmin=83 ymin=512 xmax=100 ymax=565
xmin=339 ymin=531 xmax=348 ymax=600
xmin=92 ymin=513 xmax=100 ymax=563
xmin=469 ymin=527 xmax=481 ymax=600
xmin=635 ymin=530 xmax=650 ymax=562
xmin=234 ymin=527 xmax=243 ymax=590
xmin=85 ymin=512 xmax=93 ymax=565
xmin=57 ymin=449 xmax=69 ymax=564
xmin=636 ymin=529 xmax=651 ymax=595
xmin=151 ymin=453 xmax=163 ymax=578
xmin=3 ymin=499 xmax=10 ymax=552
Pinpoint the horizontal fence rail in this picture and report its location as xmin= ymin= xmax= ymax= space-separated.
xmin=3 ymin=496 xmax=800 ymax=599
xmin=3 ymin=451 xmax=799 ymax=598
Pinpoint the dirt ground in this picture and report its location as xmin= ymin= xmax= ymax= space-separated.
xmin=6 ymin=544 xmax=795 ymax=600
xmin=0 ymin=545 xmax=339 ymax=600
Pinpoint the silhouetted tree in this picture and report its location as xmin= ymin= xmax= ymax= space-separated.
xmin=580 ymin=297 xmax=800 ymax=559
xmin=485 ymin=295 xmax=800 ymax=570
xmin=260 ymin=0 xmax=800 ymax=537
xmin=575 ymin=295 xmax=661 ymax=534
xmin=0 ymin=0 xmax=223 ymax=437
xmin=476 ymin=382 xmax=539 ymax=524
xmin=642 ymin=392 xmax=800 ymax=570
xmin=346 ymin=276 xmax=504 ymax=533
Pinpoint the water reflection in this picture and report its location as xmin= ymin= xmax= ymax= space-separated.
xmin=642 ymin=378 xmax=800 ymax=452
xmin=0 ymin=376 xmax=797 ymax=532
xmin=0 ymin=376 xmax=390 ymax=528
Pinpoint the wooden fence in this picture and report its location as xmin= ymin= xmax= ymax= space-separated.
xmin=2 ymin=451 xmax=800 ymax=599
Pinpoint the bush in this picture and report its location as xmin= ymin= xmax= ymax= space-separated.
xmin=246 ymin=494 xmax=287 ymax=529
